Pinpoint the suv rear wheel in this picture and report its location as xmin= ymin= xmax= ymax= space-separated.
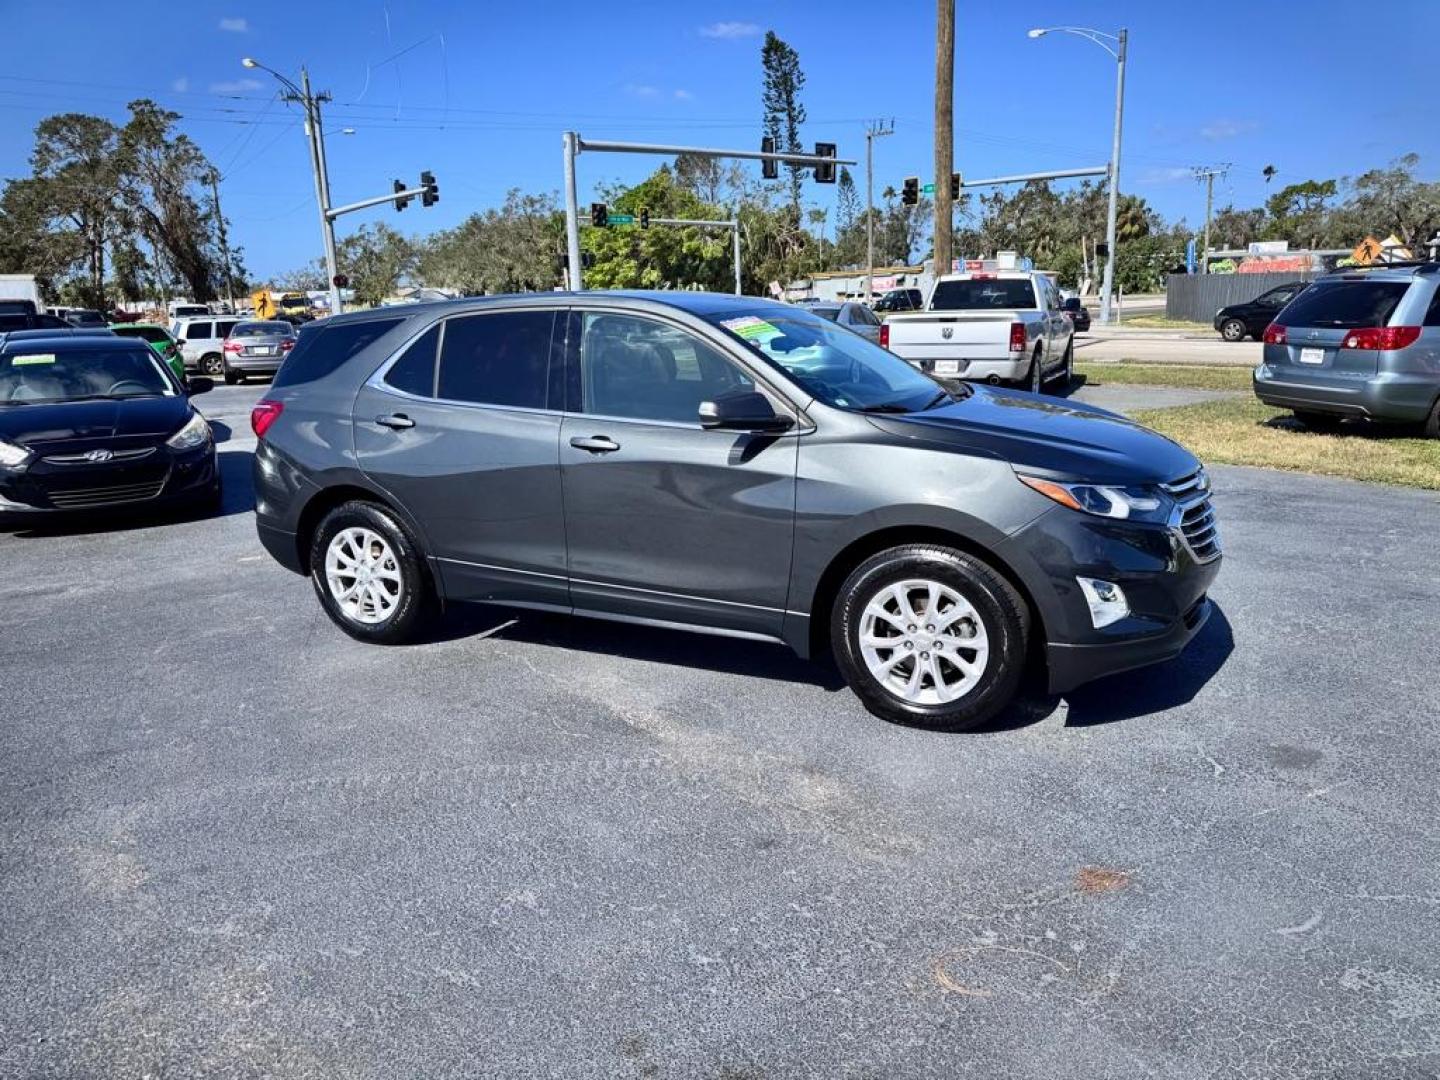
xmin=831 ymin=545 xmax=1029 ymax=732
xmin=309 ymin=501 xmax=434 ymax=644
xmin=200 ymin=352 xmax=225 ymax=376
xmin=1220 ymin=318 xmax=1247 ymax=342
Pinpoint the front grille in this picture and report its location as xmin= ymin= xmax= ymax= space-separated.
xmin=47 ymin=477 xmax=167 ymax=509
xmin=42 ymin=447 xmax=157 ymax=465
xmin=1163 ymin=469 xmax=1221 ymax=563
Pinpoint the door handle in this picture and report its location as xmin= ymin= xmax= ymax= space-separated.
xmin=569 ymin=434 xmax=620 ymax=454
xmin=374 ymin=413 xmax=415 ymax=430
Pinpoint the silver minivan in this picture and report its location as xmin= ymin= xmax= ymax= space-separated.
xmin=1254 ymin=263 xmax=1440 ymax=435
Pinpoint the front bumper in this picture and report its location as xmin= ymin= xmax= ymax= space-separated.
xmin=1253 ymin=363 xmax=1437 ymax=423
xmin=0 ymin=443 xmax=217 ymax=524
xmin=999 ymin=504 xmax=1223 ymax=694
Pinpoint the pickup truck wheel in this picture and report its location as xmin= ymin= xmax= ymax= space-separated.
xmin=1028 ymin=348 xmax=1043 ymax=393
xmin=1220 ymin=319 xmax=1247 ymax=342
xmin=1055 ymin=339 xmax=1074 ymax=389
xmin=831 ymin=545 xmax=1030 ymax=732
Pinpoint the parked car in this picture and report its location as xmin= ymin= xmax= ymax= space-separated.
xmin=1213 ymin=281 xmax=1309 ymax=342
xmin=220 ymin=320 xmax=296 ymax=384
xmin=59 ymin=308 xmax=107 ymax=329
xmin=250 ymin=293 xmax=1220 ymax=732
xmin=109 ymin=323 xmax=186 ymax=384
xmin=0 ymin=313 xmax=71 ymax=333
xmin=0 ymin=332 xmax=218 ymax=522
xmin=1253 ymin=263 xmax=1440 ymax=436
xmin=874 ymin=288 xmax=924 ymax=313
xmin=1060 ymin=296 xmax=1092 ymax=332
xmin=172 ymin=315 xmax=241 ymax=376
xmin=808 ymin=301 xmax=884 ymax=344
xmin=881 ymin=271 xmax=1075 ymax=392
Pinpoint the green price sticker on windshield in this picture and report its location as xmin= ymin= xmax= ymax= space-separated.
xmin=721 ymin=316 xmax=780 ymax=341
xmin=13 ymin=353 xmax=56 ymax=365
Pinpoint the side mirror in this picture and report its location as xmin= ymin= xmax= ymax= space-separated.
xmin=698 ymin=389 xmax=793 ymax=432
xmin=187 ymin=376 xmax=214 ymax=396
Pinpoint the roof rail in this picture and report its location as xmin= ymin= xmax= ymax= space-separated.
xmin=1326 ymin=260 xmax=1440 ymax=275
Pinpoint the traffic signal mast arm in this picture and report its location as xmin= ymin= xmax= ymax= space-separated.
xmin=329 ymin=184 xmax=431 ymax=220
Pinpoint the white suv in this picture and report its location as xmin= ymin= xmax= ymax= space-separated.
xmin=172 ymin=316 xmax=241 ymax=376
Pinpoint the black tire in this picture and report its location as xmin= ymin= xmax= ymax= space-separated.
xmin=1025 ymin=347 xmax=1043 ymax=393
xmin=1220 ymin=319 xmax=1247 ymax=342
xmin=1294 ymin=410 xmax=1344 ymax=432
xmin=308 ymin=501 xmax=434 ymax=645
xmin=831 ymin=544 xmax=1030 ymax=732
xmin=1050 ymin=338 xmax=1074 ymax=391
xmin=1423 ymin=397 xmax=1440 ymax=439
xmin=200 ymin=353 xmax=225 ymax=376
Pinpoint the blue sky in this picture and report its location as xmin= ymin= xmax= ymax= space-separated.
xmin=3 ymin=0 xmax=1437 ymax=279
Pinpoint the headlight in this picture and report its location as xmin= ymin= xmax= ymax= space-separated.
xmin=0 ymin=436 xmax=31 ymax=468
xmin=1017 ymin=474 xmax=1169 ymax=523
xmin=166 ymin=412 xmax=212 ymax=451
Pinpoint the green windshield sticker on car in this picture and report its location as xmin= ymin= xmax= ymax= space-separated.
xmin=721 ymin=316 xmax=780 ymax=341
xmin=13 ymin=354 xmax=56 ymax=365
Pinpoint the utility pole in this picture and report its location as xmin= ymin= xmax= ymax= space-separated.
xmin=864 ymin=119 xmax=894 ymax=305
xmin=933 ymin=0 xmax=955 ymax=275
xmin=295 ymin=68 xmax=341 ymax=315
xmin=1193 ymin=164 xmax=1231 ymax=274
xmin=207 ymin=170 xmax=236 ymax=314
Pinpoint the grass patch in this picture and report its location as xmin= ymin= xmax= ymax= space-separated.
xmin=1077 ymin=362 xmax=1253 ymax=392
xmin=1120 ymin=315 xmax=1214 ymax=332
xmin=1133 ymin=398 xmax=1440 ymax=490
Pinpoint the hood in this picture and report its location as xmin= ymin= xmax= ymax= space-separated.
xmin=0 ymin=395 xmax=191 ymax=453
xmin=865 ymin=385 xmax=1200 ymax=486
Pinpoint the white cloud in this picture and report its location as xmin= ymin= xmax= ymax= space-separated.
xmin=673 ymin=89 xmax=693 ymax=101
xmin=210 ymin=78 xmax=263 ymax=93
xmin=219 ymin=16 xmax=249 ymax=31
xmin=699 ymin=21 xmax=761 ymax=39
xmin=624 ymin=83 xmax=660 ymax=98
xmin=172 ymin=77 xmax=189 ymax=93
xmin=1200 ymin=118 xmax=1256 ymax=141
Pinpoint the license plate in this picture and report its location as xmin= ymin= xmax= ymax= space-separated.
xmin=1299 ymin=347 xmax=1324 ymax=365
xmin=934 ymin=359 xmax=961 ymax=376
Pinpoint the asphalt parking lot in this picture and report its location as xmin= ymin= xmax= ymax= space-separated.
xmin=3 ymin=384 xmax=1439 ymax=1078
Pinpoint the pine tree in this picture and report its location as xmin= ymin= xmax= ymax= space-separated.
xmin=836 ymin=167 xmax=860 ymax=233
xmin=761 ymin=31 xmax=807 ymax=212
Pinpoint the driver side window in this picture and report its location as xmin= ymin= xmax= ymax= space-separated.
xmin=577 ymin=312 xmax=752 ymax=424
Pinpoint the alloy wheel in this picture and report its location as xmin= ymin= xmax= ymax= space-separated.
xmin=858 ymin=578 xmax=990 ymax=705
xmin=325 ymin=527 xmax=404 ymax=625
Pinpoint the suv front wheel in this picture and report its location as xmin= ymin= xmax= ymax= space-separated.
xmin=831 ymin=545 xmax=1029 ymax=731
xmin=309 ymin=501 xmax=434 ymax=644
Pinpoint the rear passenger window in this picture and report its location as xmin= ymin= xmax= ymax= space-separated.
xmin=437 ymin=311 xmax=554 ymax=408
xmin=271 ymin=317 xmax=405 ymax=388
xmin=185 ymin=322 xmax=212 ymax=340
xmin=384 ymin=324 xmax=439 ymax=396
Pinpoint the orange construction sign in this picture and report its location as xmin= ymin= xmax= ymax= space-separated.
xmin=1351 ymin=237 xmax=1382 ymax=265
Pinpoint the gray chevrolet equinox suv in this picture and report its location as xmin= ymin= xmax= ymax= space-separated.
xmin=252 ymin=292 xmax=1221 ymax=731
xmin=1254 ymin=262 xmax=1440 ymax=434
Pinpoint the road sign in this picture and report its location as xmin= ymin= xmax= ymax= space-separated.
xmin=608 ymin=213 xmax=635 ymax=226
xmin=922 ymin=183 xmax=936 ymax=194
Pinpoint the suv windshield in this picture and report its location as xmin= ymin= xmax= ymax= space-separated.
xmin=0 ymin=346 xmax=177 ymax=404
xmin=233 ymin=321 xmax=292 ymax=337
xmin=931 ymin=278 xmax=1037 ymax=310
xmin=707 ymin=306 xmax=946 ymax=412
xmin=1276 ymin=280 xmax=1408 ymax=329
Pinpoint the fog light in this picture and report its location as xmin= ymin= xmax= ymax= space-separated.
xmin=1077 ymin=577 xmax=1130 ymax=629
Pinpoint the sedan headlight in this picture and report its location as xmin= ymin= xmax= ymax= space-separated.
xmin=1017 ymin=474 xmax=1169 ymax=523
xmin=166 ymin=412 xmax=212 ymax=451
xmin=0 ymin=436 xmax=31 ymax=468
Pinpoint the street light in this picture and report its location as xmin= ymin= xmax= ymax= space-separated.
xmin=1027 ymin=25 xmax=1127 ymax=326
xmin=240 ymin=57 xmax=343 ymax=315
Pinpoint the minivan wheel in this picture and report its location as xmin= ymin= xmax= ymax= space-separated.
xmin=1220 ymin=319 xmax=1247 ymax=342
xmin=309 ymin=501 xmax=433 ymax=645
xmin=200 ymin=353 xmax=225 ymax=376
xmin=831 ymin=545 xmax=1029 ymax=732
xmin=1423 ymin=397 xmax=1440 ymax=439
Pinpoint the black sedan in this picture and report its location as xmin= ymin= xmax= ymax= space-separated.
xmin=1213 ymin=281 xmax=1309 ymax=342
xmin=0 ymin=333 xmax=219 ymax=522
xmin=1061 ymin=296 xmax=1092 ymax=332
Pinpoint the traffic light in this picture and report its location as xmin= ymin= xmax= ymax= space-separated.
xmin=591 ymin=202 xmax=608 ymax=228
xmin=393 ymin=179 xmax=409 ymax=211
xmin=639 ymin=206 xmax=650 ymax=229
xmin=902 ymin=176 xmax=919 ymax=206
xmin=813 ymin=142 xmax=836 ymax=184
xmin=420 ymin=170 xmax=438 ymax=207
xmin=951 ymin=172 xmax=962 ymax=200
xmin=761 ymin=136 xmax=778 ymax=180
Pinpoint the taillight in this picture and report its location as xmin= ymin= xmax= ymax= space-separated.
xmin=223 ymin=339 xmax=242 ymax=353
xmin=250 ymin=400 xmax=283 ymax=438
xmin=1008 ymin=322 xmax=1026 ymax=353
xmin=879 ymin=323 xmax=890 ymax=348
xmin=281 ymin=338 xmax=296 ymax=351
xmin=1341 ymin=326 xmax=1421 ymax=351
xmin=1263 ymin=323 xmax=1287 ymax=345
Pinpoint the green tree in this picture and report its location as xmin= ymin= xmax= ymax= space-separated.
xmin=417 ymin=190 xmax=563 ymax=294
xmin=28 ymin=112 xmax=125 ymax=306
xmin=761 ymin=31 xmax=807 ymax=211
xmin=338 ymin=223 xmax=416 ymax=306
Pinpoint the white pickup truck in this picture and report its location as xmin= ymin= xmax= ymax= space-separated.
xmin=879 ymin=270 xmax=1074 ymax=392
